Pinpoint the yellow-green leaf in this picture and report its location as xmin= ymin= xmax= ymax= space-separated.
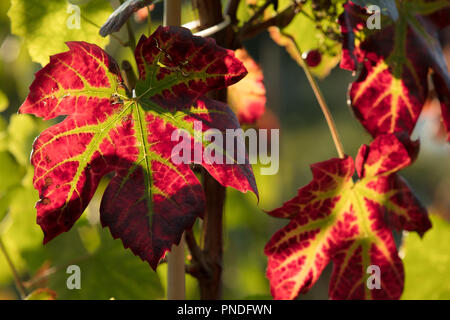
xmin=401 ymin=214 xmax=450 ymax=299
xmin=0 ymin=91 xmax=8 ymax=112
xmin=8 ymin=0 xmax=112 ymax=65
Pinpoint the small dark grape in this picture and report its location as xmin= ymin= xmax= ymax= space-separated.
xmin=303 ymin=50 xmax=322 ymax=67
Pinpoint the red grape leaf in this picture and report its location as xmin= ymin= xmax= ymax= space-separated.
xmin=227 ymin=48 xmax=266 ymax=124
xmin=339 ymin=1 xmax=450 ymax=139
xmin=265 ymin=133 xmax=430 ymax=300
xmin=20 ymin=26 xmax=258 ymax=269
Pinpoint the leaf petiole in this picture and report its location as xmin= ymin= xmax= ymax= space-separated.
xmin=281 ymin=32 xmax=346 ymax=159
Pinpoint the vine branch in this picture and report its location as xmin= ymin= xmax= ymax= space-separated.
xmin=188 ymin=0 xmax=229 ymax=300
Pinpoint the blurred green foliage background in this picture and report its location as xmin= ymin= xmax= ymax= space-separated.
xmin=0 ymin=0 xmax=449 ymax=300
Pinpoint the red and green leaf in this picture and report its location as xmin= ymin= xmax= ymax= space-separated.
xmin=339 ymin=1 xmax=450 ymax=139
xmin=20 ymin=26 xmax=258 ymax=269
xmin=265 ymin=133 xmax=430 ymax=300
xmin=227 ymin=48 xmax=266 ymax=124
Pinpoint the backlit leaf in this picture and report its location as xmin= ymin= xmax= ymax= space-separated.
xmin=7 ymin=114 xmax=39 ymax=167
xmin=401 ymin=214 xmax=450 ymax=299
xmin=228 ymin=49 xmax=266 ymax=124
xmin=265 ymin=133 xmax=430 ymax=299
xmin=0 ymin=186 xmax=42 ymax=285
xmin=0 ymin=91 xmax=8 ymax=112
xmin=24 ymin=222 xmax=164 ymax=299
xmin=0 ymin=152 xmax=23 ymax=195
xmin=8 ymin=0 xmax=112 ymax=66
xmin=268 ymin=0 xmax=343 ymax=78
xmin=339 ymin=1 xmax=450 ymax=139
xmin=20 ymin=26 xmax=258 ymax=269
xmin=236 ymin=0 xmax=268 ymax=27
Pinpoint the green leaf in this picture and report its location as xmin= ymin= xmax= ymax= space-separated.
xmin=268 ymin=0 xmax=343 ymax=77
xmin=401 ymin=214 xmax=450 ymax=299
xmin=7 ymin=114 xmax=38 ymax=167
xmin=0 ymin=116 xmax=7 ymax=132
xmin=0 ymin=186 xmax=42 ymax=284
xmin=0 ymin=116 xmax=8 ymax=150
xmin=236 ymin=0 xmax=267 ymax=27
xmin=236 ymin=0 xmax=343 ymax=77
xmin=0 ymin=151 xmax=23 ymax=194
xmin=77 ymin=224 xmax=101 ymax=254
xmin=8 ymin=0 xmax=113 ymax=65
xmin=69 ymin=0 xmax=94 ymax=5
xmin=0 ymin=192 xmax=10 ymax=224
xmin=25 ymin=223 xmax=164 ymax=299
xmin=0 ymin=91 xmax=8 ymax=112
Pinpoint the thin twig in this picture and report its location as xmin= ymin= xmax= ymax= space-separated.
xmin=23 ymin=266 xmax=56 ymax=288
xmin=0 ymin=237 xmax=27 ymax=299
xmin=282 ymin=33 xmax=345 ymax=158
